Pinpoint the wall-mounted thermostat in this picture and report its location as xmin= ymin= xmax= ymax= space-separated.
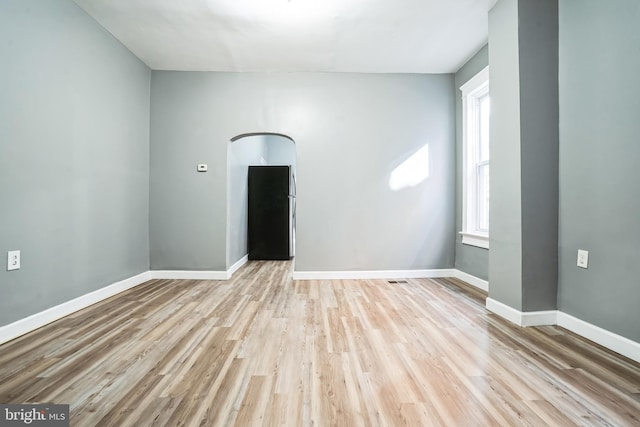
xmin=197 ymin=164 xmax=208 ymax=172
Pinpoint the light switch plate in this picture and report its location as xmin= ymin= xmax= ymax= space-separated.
xmin=197 ymin=164 xmax=208 ymax=172
xmin=577 ymin=249 xmax=589 ymax=269
xmin=7 ymin=250 xmax=20 ymax=271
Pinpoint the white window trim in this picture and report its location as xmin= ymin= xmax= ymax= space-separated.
xmin=459 ymin=232 xmax=489 ymax=249
xmin=460 ymin=66 xmax=490 ymax=250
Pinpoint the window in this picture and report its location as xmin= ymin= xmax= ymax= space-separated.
xmin=460 ymin=66 xmax=490 ymax=249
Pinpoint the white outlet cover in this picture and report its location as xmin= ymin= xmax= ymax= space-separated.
xmin=7 ymin=250 xmax=20 ymax=271
xmin=577 ymin=249 xmax=589 ymax=269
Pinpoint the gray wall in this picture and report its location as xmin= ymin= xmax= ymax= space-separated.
xmin=488 ymin=0 xmax=559 ymax=311
xmin=558 ymin=0 xmax=640 ymax=341
xmin=264 ymin=135 xmax=297 ymax=170
xmin=0 ymin=0 xmax=150 ymax=325
xmin=227 ymin=136 xmax=267 ymax=266
xmin=518 ymin=0 xmax=558 ymax=311
xmin=454 ymin=45 xmax=490 ymax=280
xmin=488 ymin=0 xmax=524 ymax=309
xmin=150 ymin=72 xmax=456 ymax=272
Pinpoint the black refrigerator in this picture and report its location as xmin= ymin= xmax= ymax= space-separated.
xmin=248 ymin=165 xmax=296 ymax=260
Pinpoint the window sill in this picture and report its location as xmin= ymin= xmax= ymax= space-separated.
xmin=460 ymin=232 xmax=489 ymax=249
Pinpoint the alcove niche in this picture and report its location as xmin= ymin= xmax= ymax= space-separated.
xmin=226 ymin=133 xmax=297 ymax=267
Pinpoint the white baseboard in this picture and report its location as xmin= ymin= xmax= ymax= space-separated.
xmin=521 ymin=310 xmax=558 ymax=327
xmin=227 ymin=255 xmax=249 ymax=278
xmin=292 ymin=269 xmax=457 ymax=281
xmin=486 ymin=298 xmax=557 ymax=327
xmin=291 ymin=269 xmax=489 ymax=293
xmin=149 ymin=270 xmax=228 ymax=280
xmin=486 ymin=298 xmax=525 ymax=326
xmin=3 ymin=266 xmax=637 ymax=365
xmin=486 ymin=299 xmax=640 ymax=363
xmin=451 ymin=270 xmax=489 ymax=292
xmin=453 ymin=272 xmax=640 ymax=362
xmin=557 ymin=312 xmax=640 ymax=363
xmin=150 ymin=256 xmax=248 ymax=281
xmin=0 ymin=271 xmax=151 ymax=346
xmin=0 ymin=258 xmax=252 ymax=345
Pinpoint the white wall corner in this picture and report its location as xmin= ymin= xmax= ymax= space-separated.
xmin=521 ymin=310 xmax=558 ymax=327
xmin=292 ymin=269 xmax=457 ymax=281
xmin=557 ymin=312 xmax=640 ymax=364
xmin=486 ymin=298 xmax=557 ymax=327
xmin=452 ymin=270 xmax=489 ymax=292
xmin=0 ymin=271 xmax=152 ymax=346
xmin=486 ymin=298 xmax=524 ymax=326
xmin=227 ymin=255 xmax=249 ymax=279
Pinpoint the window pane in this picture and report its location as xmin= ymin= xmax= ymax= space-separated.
xmin=477 ymin=164 xmax=490 ymax=232
xmin=461 ymin=67 xmax=490 ymax=244
xmin=478 ymin=94 xmax=490 ymax=162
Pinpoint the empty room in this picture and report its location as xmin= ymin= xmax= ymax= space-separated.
xmin=1 ymin=0 xmax=639 ymax=425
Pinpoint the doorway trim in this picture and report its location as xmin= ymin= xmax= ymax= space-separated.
xmin=230 ymin=132 xmax=295 ymax=144
xmin=226 ymin=132 xmax=297 ymax=271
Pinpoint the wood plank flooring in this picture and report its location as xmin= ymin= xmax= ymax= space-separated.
xmin=1 ymin=261 xmax=639 ymax=426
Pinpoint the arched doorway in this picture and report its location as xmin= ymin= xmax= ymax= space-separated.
xmin=227 ymin=133 xmax=297 ymax=268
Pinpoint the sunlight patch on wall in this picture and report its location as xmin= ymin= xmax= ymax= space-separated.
xmin=388 ymin=145 xmax=430 ymax=191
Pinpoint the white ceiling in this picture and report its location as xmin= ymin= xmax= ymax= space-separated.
xmin=73 ymin=0 xmax=496 ymax=73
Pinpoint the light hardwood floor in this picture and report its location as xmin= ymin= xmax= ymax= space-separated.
xmin=0 ymin=261 xmax=639 ymax=426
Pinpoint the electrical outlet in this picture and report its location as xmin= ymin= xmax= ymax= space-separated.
xmin=577 ymin=249 xmax=589 ymax=269
xmin=7 ymin=250 xmax=20 ymax=271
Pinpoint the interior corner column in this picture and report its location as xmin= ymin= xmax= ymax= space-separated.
xmin=488 ymin=0 xmax=559 ymax=317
